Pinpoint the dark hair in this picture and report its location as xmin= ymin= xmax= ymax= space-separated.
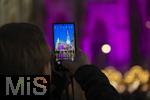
xmin=0 ymin=23 xmax=50 ymax=75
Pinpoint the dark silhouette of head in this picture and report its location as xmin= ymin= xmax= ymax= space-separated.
xmin=0 ymin=23 xmax=50 ymax=75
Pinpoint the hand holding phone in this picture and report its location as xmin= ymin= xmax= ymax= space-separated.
xmin=62 ymin=48 xmax=90 ymax=75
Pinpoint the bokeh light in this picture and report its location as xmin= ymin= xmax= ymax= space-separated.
xmin=102 ymin=65 xmax=150 ymax=93
xmin=145 ymin=20 xmax=150 ymax=29
xmin=101 ymin=44 xmax=111 ymax=54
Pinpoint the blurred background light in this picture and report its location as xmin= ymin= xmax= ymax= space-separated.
xmin=145 ymin=20 xmax=150 ymax=29
xmin=101 ymin=44 xmax=111 ymax=54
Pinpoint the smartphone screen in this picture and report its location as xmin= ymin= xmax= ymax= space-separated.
xmin=53 ymin=23 xmax=76 ymax=61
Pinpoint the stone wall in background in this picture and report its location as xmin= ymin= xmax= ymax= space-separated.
xmin=0 ymin=0 xmax=33 ymax=26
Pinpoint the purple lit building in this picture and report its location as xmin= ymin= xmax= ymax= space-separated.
xmin=44 ymin=0 xmax=150 ymax=72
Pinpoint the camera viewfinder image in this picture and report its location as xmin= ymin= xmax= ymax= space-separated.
xmin=54 ymin=23 xmax=75 ymax=61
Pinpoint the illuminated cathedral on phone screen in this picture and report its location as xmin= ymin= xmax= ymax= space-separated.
xmin=54 ymin=24 xmax=75 ymax=61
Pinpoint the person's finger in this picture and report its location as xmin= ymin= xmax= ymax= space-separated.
xmin=62 ymin=60 xmax=76 ymax=74
xmin=62 ymin=60 xmax=73 ymax=67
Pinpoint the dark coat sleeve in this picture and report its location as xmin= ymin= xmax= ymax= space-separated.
xmin=74 ymin=65 xmax=122 ymax=100
xmin=50 ymin=67 xmax=71 ymax=100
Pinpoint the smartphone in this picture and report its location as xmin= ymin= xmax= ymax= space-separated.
xmin=53 ymin=23 xmax=76 ymax=62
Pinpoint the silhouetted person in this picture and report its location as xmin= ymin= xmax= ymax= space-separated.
xmin=0 ymin=23 xmax=122 ymax=100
